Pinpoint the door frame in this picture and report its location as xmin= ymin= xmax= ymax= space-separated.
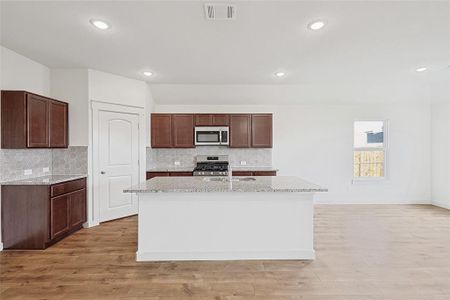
xmin=89 ymin=101 xmax=146 ymax=227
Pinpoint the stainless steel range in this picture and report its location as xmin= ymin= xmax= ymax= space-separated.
xmin=193 ymin=155 xmax=229 ymax=176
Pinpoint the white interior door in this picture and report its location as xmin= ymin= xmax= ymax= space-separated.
xmin=99 ymin=110 xmax=139 ymax=222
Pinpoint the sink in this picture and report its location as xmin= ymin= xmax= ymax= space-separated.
xmin=202 ymin=177 xmax=256 ymax=182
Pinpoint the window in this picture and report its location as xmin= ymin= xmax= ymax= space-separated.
xmin=353 ymin=121 xmax=387 ymax=179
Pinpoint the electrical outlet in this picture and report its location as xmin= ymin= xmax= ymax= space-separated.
xmin=174 ymin=161 xmax=181 ymax=166
xmin=43 ymin=167 xmax=50 ymax=173
xmin=24 ymin=169 xmax=32 ymax=176
xmin=240 ymin=161 xmax=247 ymax=165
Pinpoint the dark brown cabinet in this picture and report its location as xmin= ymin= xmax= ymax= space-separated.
xmin=147 ymin=171 xmax=193 ymax=179
xmin=232 ymin=170 xmax=277 ymax=176
xmin=146 ymin=172 xmax=171 ymax=179
xmin=151 ymin=113 xmax=272 ymax=149
xmin=195 ymin=114 xmax=229 ymax=126
xmin=1 ymin=91 xmax=69 ymax=149
xmin=251 ymin=114 xmax=273 ymax=148
xmin=27 ymin=94 xmax=50 ymax=147
xmin=172 ymin=114 xmax=195 ymax=148
xmin=151 ymin=114 xmax=172 ymax=148
xmin=229 ymin=114 xmax=252 ymax=148
xmin=49 ymin=100 xmax=69 ymax=147
xmin=1 ymin=178 xmax=87 ymax=249
xmin=50 ymin=194 xmax=70 ymax=240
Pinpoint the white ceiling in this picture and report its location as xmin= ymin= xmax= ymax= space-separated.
xmin=1 ymin=1 xmax=449 ymax=86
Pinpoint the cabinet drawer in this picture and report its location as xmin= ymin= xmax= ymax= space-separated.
xmin=232 ymin=171 xmax=254 ymax=176
xmin=169 ymin=172 xmax=193 ymax=176
xmin=253 ymin=171 xmax=277 ymax=176
xmin=51 ymin=178 xmax=86 ymax=197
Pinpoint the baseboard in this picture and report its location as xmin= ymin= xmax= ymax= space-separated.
xmin=136 ymin=249 xmax=315 ymax=262
xmin=432 ymin=200 xmax=450 ymax=210
xmin=0 ymin=242 xmax=3 ymax=251
xmin=83 ymin=220 xmax=100 ymax=228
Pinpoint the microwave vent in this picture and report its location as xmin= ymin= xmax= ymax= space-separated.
xmin=204 ymin=3 xmax=236 ymax=20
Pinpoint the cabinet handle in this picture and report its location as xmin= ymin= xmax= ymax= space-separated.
xmin=100 ymin=171 xmax=106 ymax=175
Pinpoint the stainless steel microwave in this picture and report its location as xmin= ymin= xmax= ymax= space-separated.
xmin=194 ymin=126 xmax=229 ymax=146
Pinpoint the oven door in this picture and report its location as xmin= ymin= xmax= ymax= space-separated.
xmin=195 ymin=128 xmax=221 ymax=145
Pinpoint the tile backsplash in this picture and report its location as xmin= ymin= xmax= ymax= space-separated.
xmin=0 ymin=149 xmax=53 ymax=182
xmin=0 ymin=146 xmax=88 ymax=183
xmin=147 ymin=146 xmax=272 ymax=169
xmin=52 ymin=146 xmax=88 ymax=175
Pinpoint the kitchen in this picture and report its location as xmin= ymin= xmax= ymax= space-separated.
xmin=0 ymin=1 xmax=449 ymax=299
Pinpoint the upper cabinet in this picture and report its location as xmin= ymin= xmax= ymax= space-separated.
xmin=229 ymin=114 xmax=252 ymax=148
xmin=151 ymin=114 xmax=172 ymax=148
xmin=172 ymin=114 xmax=195 ymax=148
xmin=195 ymin=114 xmax=229 ymax=126
xmin=151 ymin=114 xmax=195 ymax=148
xmin=151 ymin=113 xmax=272 ymax=149
xmin=1 ymin=91 xmax=69 ymax=149
xmin=251 ymin=114 xmax=273 ymax=148
xmin=49 ymin=100 xmax=69 ymax=147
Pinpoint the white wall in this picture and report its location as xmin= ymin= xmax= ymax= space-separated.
xmin=88 ymin=69 xmax=150 ymax=108
xmin=50 ymin=69 xmax=89 ymax=146
xmin=0 ymin=46 xmax=50 ymax=95
xmin=155 ymin=103 xmax=431 ymax=204
xmin=430 ymin=79 xmax=450 ymax=209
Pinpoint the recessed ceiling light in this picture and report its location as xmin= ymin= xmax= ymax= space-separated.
xmin=143 ymin=71 xmax=153 ymax=77
xmin=90 ymin=19 xmax=110 ymax=30
xmin=274 ymin=72 xmax=285 ymax=77
xmin=308 ymin=20 xmax=326 ymax=30
xmin=415 ymin=66 xmax=427 ymax=72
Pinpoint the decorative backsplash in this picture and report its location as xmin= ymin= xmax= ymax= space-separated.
xmin=0 ymin=149 xmax=53 ymax=182
xmin=52 ymin=146 xmax=88 ymax=175
xmin=147 ymin=146 xmax=272 ymax=169
xmin=0 ymin=146 xmax=88 ymax=183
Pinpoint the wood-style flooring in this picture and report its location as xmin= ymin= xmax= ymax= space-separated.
xmin=1 ymin=204 xmax=449 ymax=299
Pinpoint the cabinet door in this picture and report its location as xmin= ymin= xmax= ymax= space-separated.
xmin=172 ymin=114 xmax=194 ymax=148
xmin=232 ymin=171 xmax=254 ymax=176
xmin=49 ymin=101 xmax=68 ymax=148
xmin=253 ymin=171 xmax=277 ymax=176
xmin=147 ymin=172 xmax=170 ymax=179
xmin=229 ymin=114 xmax=251 ymax=148
xmin=151 ymin=114 xmax=172 ymax=148
xmin=69 ymin=189 xmax=86 ymax=229
xmin=251 ymin=114 xmax=273 ymax=148
xmin=195 ymin=114 xmax=213 ymax=126
xmin=50 ymin=194 xmax=70 ymax=240
xmin=169 ymin=172 xmax=193 ymax=176
xmin=212 ymin=114 xmax=230 ymax=126
xmin=27 ymin=94 xmax=49 ymax=148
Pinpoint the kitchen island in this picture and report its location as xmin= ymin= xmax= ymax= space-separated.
xmin=125 ymin=176 xmax=327 ymax=262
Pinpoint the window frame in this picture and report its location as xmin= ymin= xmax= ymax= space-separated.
xmin=352 ymin=119 xmax=389 ymax=182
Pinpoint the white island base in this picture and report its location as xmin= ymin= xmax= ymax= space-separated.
xmin=136 ymin=192 xmax=315 ymax=261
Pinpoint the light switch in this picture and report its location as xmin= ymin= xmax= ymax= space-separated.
xmin=174 ymin=161 xmax=181 ymax=166
xmin=240 ymin=161 xmax=247 ymax=165
xmin=43 ymin=167 xmax=50 ymax=173
xmin=24 ymin=169 xmax=32 ymax=175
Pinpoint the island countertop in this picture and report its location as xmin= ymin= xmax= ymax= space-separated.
xmin=124 ymin=176 xmax=327 ymax=193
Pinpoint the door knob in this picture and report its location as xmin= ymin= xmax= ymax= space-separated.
xmin=101 ymin=171 xmax=106 ymax=174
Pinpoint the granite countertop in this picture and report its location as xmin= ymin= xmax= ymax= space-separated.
xmin=124 ymin=176 xmax=327 ymax=193
xmin=147 ymin=166 xmax=278 ymax=172
xmin=1 ymin=175 xmax=87 ymax=185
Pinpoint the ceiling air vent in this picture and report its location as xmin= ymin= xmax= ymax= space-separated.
xmin=204 ymin=3 xmax=236 ymax=20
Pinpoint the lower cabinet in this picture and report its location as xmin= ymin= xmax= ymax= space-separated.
xmin=232 ymin=170 xmax=277 ymax=176
xmin=146 ymin=171 xmax=277 ymax=179
xmin=147 ymin=171 xmax=193 ymax=179
xmin=1 ymin=178 xmax=87 ymax=250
